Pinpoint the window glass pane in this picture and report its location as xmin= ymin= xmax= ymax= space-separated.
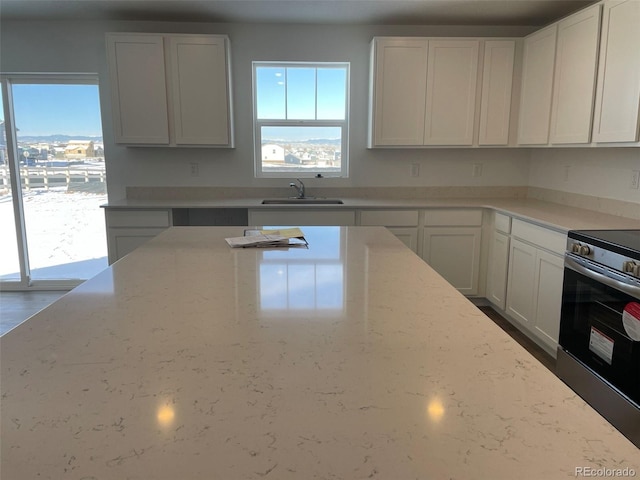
xmin=260 ymin=126 xmax=341 ymax=174
xmin=253 ymin=62 xmax=349 ymax=178
xmin=286 ymin=68 xmax=315 ymax=119
xmin=11 ymin=83 xmax=107 ymax=281
xmin=0 ymin=89 xmax=21 ymax=281
xmin=256 ymin=67 xmax=286 ymax=119
xmin=317 ymin=68 xmax=346 ymax=120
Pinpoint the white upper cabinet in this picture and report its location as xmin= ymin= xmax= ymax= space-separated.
xmin=106 ymin=34 xmax=170 ymax=145
xmin=168 ymin=36 xmax=233 ymax=146
xmin=549 ymin=4 xmax=602 ymax=144
xmin=369 ymin=38 xmax=428 ymax=146
xmin=106 ymin=33 xmax=234 ymax=147
xmin=478 ymin=40 xmax=516 ymax=145
xmin=592 ymin=0 xmax=640 ymax=143
xmin=369 ymin=37 xmax=511 ymax=148
xmin=517 ymin=25 xmax=558 ymax=145
xmin=424 ymin=40 xmax=479 ymax=145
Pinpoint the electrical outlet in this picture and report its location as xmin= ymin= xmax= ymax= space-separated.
xmin=632 ymin=170 xmax=640 ymax=190
xmin=410 ymin=163 xmax=420 ymax=177
xmin=190 ymin=162 xmax=199 ymax=177
xmin=472 ymin=163 xmax=483 ymax=178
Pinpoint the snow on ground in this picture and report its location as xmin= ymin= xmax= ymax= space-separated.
xmin=0 ymin=187 xmax=108 ymax=281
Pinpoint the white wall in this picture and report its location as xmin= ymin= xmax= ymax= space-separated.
xmin=529 ymin=148 xmax=640 ymax=203
xmin=1 ymin=19 xmax=637 ymax=205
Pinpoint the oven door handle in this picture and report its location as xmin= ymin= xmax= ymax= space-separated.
xmin=565 ymin=256 xmax=640 ymax=299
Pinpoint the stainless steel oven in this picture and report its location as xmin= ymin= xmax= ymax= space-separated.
xmin=557 ymin=229 xmax=640 ymax=448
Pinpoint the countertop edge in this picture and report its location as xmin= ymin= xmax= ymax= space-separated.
xmin=101 ymin=197 xmax=640 ymax=232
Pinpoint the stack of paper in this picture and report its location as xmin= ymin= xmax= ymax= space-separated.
xmin=225 ymin=228 xmax=308 ymax=248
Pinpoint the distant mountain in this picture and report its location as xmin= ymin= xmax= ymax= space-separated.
xmin=263 ymin=137 xmax=341 ymax=145
xmin=18 ymin=134 xmax=103 ymax=143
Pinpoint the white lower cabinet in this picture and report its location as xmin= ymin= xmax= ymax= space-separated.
xmin=359 ymin=209 xmax=419 ymax=253
xmin=423 ymin=227 xmax=482 ymax=295
xmin=531 ymin=250 xmax=564 ymax=351
xmin=487 ymin=230 xmax=510 ymax=310
xmin=387 ymin=228 xmax=419 ymax=252
xmin=506 ymin=239 xmax=538 ymax=325
xmin=504 ymin=220 xmax=566 ymax=356
xmin=487 ymin=212 xmax=512 ymax=309
xmin=422 ymin=209 xmax=482 ymax=296
xmin=105 ymin=208 xmax=172 ymax=264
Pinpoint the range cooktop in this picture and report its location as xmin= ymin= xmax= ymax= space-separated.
xmin=568 ymin=229 xmax=640 ymax=260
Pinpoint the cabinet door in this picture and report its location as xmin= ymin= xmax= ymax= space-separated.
xmin=517 ymin=25 xmax=557 ymax=145
xmin=388 ymin=227 xmax=419 ymax=253
xmin=549 ymin=4 xmax=602 ymax=144
xmin=532 ymin=250 xmax=564 ymax=353
xmin=106 ymin=34 xmax=170 ymax=144
xmin=370 ymin=38 xmax=428 ymax=146
xmin=422 ymin=227 xmax=481 ymax=295
xmin=487 ymin=230 xmax=510 ymax=310
xmin=424 ymin=40 xmax=479 ymax=145
xmin=506 ymin=238 xmax=537 ymax=325
xmin=107 ymin=228 xmax=168 ymax=264
xmin=592 ymin=0 xmax=640 ymax=143
xmin=479 ymin=40 xmax=516 ymax=146
xmin=168 ymin=35 xmax=232 ymax=146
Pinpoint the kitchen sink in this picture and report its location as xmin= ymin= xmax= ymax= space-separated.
xmin=261 ymin=198 xmax=344 ymax=205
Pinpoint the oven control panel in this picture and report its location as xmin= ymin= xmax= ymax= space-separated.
xmin=566 ymin=239 xmax=640 ymax=279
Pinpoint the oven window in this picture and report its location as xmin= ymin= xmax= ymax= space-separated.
xmin=560 ymin=267 xmax=640 ymax=404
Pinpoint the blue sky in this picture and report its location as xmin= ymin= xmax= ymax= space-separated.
xmin=3 ymin=84 xmax=103 ymax=137
xmin=256 ymin=66 xmax=347 ymax=121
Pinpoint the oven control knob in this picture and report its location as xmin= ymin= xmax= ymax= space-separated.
xmin=571 ymin=243 xmax=581 ymax=253
xmin=578 ymin=245 xmax=591 ymax=256
xmin=624 ymin=261 xmax=640 ymax=277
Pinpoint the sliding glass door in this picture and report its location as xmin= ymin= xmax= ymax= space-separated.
xmin=0 ymin=75 xmax=108 ymax=289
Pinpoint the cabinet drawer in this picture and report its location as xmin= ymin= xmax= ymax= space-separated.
xmin=511 ymin=218 xmax=566 ymax=254
xmin=359 ymin=210 xmax=419 ymax=226
xmin=106 ymin=209 xmax=171 ymax=228
xmin=424 ymin=209 xmax=482 ymax=226
xmin=494 ymin=212 xmax=511 ymax=234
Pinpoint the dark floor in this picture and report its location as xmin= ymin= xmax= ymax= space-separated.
xmin=478 ymin=305 xmax=556 ymax=372
xmin=0 ymin=291 xmax=68 ymax=335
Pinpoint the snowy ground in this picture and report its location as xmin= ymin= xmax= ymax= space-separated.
xmin=0 ymin=186 xmax=108 ymax=282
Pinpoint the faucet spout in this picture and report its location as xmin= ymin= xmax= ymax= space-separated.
xmin=289 ymin=178 xmax=306 ymax=198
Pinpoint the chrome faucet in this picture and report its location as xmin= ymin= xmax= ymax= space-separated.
xmin=289 ymin=178 xmax=306 ymax=198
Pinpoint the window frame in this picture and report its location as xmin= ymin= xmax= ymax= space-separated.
xmin=0 ymin=72 xmax=105 ymax=289
xmin=252 ymin=61 xmax=350 ymax=179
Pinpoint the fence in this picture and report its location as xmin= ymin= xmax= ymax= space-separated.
xmin=0 ymin=165 xmax=106 ymax=191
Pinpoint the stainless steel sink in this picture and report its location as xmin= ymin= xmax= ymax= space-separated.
xmin=261 ymin=198 xmax=344 ymax=205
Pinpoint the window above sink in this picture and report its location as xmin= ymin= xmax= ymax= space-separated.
xmin=252 ymin=61 xmax=350 ymax=179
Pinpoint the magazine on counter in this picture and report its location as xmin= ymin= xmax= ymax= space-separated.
xmin=225 ymin=227 xmax=308 ymax=248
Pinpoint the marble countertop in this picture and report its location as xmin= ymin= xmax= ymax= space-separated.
xmin=103 ymin=196 xmax=640 ymax=232
xmin=1 ymin=226 xmax=638 ymax=479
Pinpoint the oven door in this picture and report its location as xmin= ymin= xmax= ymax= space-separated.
xmin=559 ymin=255 xmax=640 ymax=406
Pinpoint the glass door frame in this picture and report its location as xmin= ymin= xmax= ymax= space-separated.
xmin=0 ymin=73 xmax=101 ymax=291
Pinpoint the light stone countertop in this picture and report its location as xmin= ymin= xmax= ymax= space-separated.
xmin=1 ymin=226 xmax=638 ymax=479
xmin=103 ymin=196 xmax=640 ymax=231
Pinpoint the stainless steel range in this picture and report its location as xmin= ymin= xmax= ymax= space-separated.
xmin=558 ymin=229 xmax=640 ymax=447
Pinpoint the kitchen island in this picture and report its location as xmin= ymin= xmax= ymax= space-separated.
xmin=1 ymin=226 xmax=638 ymax=479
